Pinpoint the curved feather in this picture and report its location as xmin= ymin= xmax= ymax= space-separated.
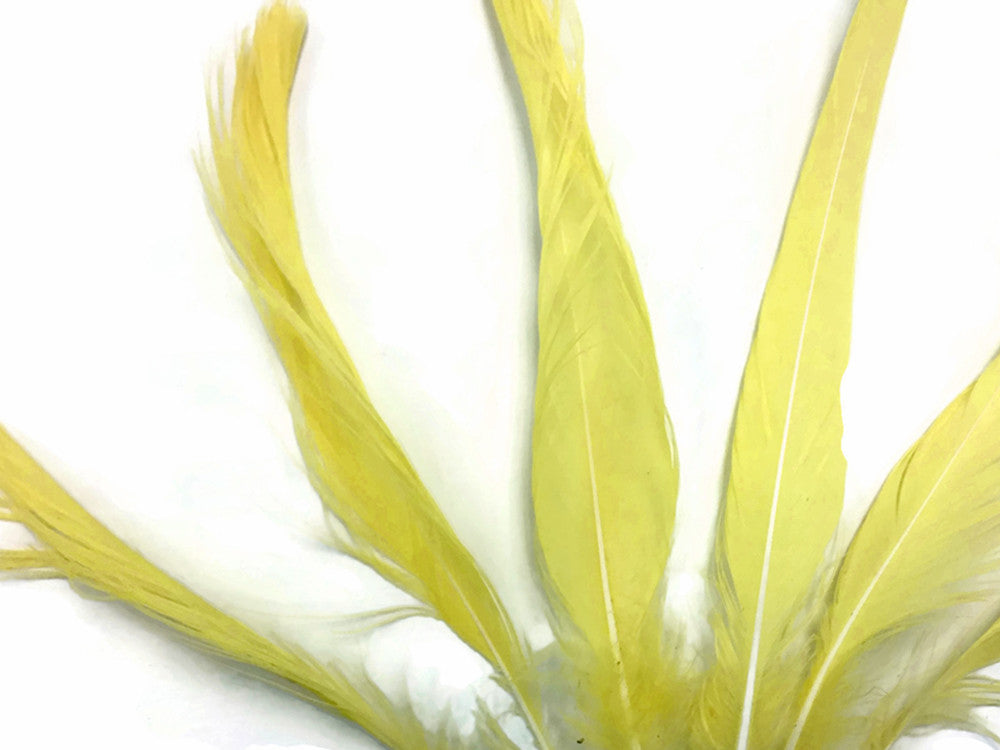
xmin=196 ymin=5 xmax=548 ymax=746
xmin=787 ymin=351 xmax=1000 ymax=749
xmin=699 ymin=2 xmax=907 ymax=747
xmin=489 ymin=1 xmax=680 ymax=746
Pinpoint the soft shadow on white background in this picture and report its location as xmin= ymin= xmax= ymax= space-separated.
xmin=2 ymin=1 xmax=1000 ymax=748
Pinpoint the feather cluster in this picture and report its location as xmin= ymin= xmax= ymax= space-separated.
xmin=5 ymin=0 xmax=1000 ymax=748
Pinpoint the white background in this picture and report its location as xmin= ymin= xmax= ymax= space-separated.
xmin=2 ymin=0 xmax=1000 ymax=747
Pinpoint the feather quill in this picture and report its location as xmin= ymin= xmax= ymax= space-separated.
xmin=489 ymin=1 xmax=680 ymax=746
xmin=699 ymin=2 xmax=907 ymax=747
xmin=196 ymin=4 xmax=549 ymax=746
xmin=786 ymin=350 xmax=1000 ymax=748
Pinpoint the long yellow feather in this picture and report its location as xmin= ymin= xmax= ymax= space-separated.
xmin=0 ymin=426 xmax=436 ymax=750
xmin=699 ymin=2 xmax=907 ymax=747
xmin=196 ymin=3 xmax=548 ymax=746
xmin=489 ymin=1 xmax=680 ymax=746
xmin=786 ymin=350 xmax=1000 ymax=748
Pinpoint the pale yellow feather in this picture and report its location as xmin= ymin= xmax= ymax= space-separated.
xmin=0 ymin=426 xmax=441 ymax=750
xmin=490 ymin=1 xmax=681 ymax=746
xmin=197 ymin=4 xmax=548 ymax=745
xmin=698 ymin=2 xmax=908 ymax=748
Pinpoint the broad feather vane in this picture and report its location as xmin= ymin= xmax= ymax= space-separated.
xmin=698 ymin=2 xmax=907 ymax=748
xmin=491 ymin=1 xmax=680 ymax=747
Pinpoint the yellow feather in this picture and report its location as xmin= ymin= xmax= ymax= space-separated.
xmin=196 ymin=3 xmax=548 ymax=746
xmin=489 ymin=1 xmax=680 ymax=746
xmin=699 ymin=2 xmax=907 ymax=747
xmin=787 ymin=350 xmax=1000 ymax=749
xmin=0 ymin=426 xmax=436 ymax=750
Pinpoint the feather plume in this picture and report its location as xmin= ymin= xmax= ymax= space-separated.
xmin=196 ymin=5 xmax=550 ymax=746
xmin=0 ymin=425 xmax=452 ymax=750
xmin=698 ymin=2 xmax=908 ymax=748
xmin=12 ymin=1 xmax=1000 ymax=748
xmin=786 ymin=350 xmax=1000 ymax=748
xmin=489 ymin=1 xmax=681 ymax=746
